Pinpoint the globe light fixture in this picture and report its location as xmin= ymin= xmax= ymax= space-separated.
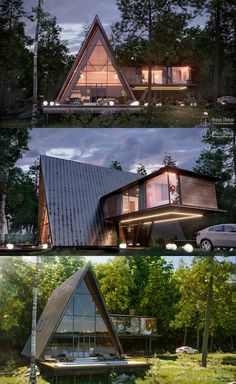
xmin=49 ymin=101 xmax=55 ymax=106
xmin=42 ymin=243 xmax=48 ymax=249
xmin=183 ymin=244 xmax=193 ymax=253
xmin=43 ymin=100 xmax=48 ymax=106
xmin=6 ymin=243 xmax=14 ymax=250
xmin=119 ymin=243 xmax=127 ymax=249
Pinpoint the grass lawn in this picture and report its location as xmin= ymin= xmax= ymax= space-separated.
xmin=0 ymin=353 xmax=235 ymax=384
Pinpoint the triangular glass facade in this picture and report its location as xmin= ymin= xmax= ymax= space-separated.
xmin=45 ymin=278 xmax=115 ymax=358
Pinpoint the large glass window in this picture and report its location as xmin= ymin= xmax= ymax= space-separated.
xmin=75 ymin=39 xmax=125 ymax=100
xmin=146 ymin=174 xmax=169 ymax=208
xmin=45 ymin=279 xmax=114 ymax=358
xmin=122 ymin=186 xmax=139 ymax=214
xmin=172 ymin=67 xmax=190 ymax=84
xmin=146 ymin=173 xmax=180 ymax=208
xmin=111 ymin=315 xmax=157 ymax=336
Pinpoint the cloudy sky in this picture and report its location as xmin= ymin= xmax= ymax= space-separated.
xmin=23 ymin=0 xmax=120 ymax=53
xmin=18 ymin=128 xmax=207 ymax=173
xmin=23 ymin=0 xmax=207 ymax=54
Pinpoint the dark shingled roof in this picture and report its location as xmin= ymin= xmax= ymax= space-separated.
xmin=22 ymin=263 xmax=123 ymax=360
xmin=40 ymin=155 xmax=141 ymax=247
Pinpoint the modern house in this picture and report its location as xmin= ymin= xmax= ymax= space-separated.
xmin=22 ymin=263 xmax=152 ymax=379
xmin=58 ymin=16 xmax=193 ymax=104
xmin=38 ymin=155 xmax=223 ymax=249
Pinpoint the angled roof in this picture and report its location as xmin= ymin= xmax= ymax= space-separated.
xmin=22 ymin=263 xmax=123 ymax=359
xmin=58 ymin=15 xmax=135 ymax=101
xmin=40 ymin=155 xmax=141 ymax=247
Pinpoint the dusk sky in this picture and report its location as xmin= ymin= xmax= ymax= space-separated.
xmin=18 ymin=128 xmax=207 ymax=173
xmin=23 ymin=0 xmax=207 ymax=54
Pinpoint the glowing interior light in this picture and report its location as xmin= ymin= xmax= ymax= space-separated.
xmin=119 ymin=243 xmax=127 ymax=249
xmin=6 ymin=243 xmax=14 ymax=250
xmin=49 ymin=101 xmax=55 ymax=106
xmin=183 ymin=244 xmax=193 ymax=253
xmin=43 ymin=101 xmax=48 ymax=106
xmin=120 ymin=212 xmax=203 ymax=224
xmin=42 ymin=243 xmax=48 ymax=249
xmin=109 ymin=100 xmax=115 ymax=106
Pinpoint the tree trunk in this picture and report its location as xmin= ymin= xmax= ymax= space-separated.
xmin=212 ymin=3 xmax=220 ymax=102
xmin=183 ymin=327 xmax=188 ymax=345
xmin=202 ymin=275 xmax=213 ymax=367
xmin=210 ymin=333 xmax=214 ymax=352
xmin=31 ymin=0 xmax=42 ymax=128
xmin=196 ymin=322 xmax=200 ymax=352
xmin=232 ymin=127 xmax=236 ymax=180
xmin=147 ymin=0 xmax=152 ymax=113
xmin=0 ymin=193 xmax=8 ymax=244
xmin=29 ymin=255 xmax=40 ymax=384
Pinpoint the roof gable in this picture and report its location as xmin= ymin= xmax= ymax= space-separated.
xmin=22 ymin=263 xmax=123 ymax=359
xmin=58 ymin=15 xmax=135 ymax=101
xmin=39 ymin=155 xmax=141 ymax=247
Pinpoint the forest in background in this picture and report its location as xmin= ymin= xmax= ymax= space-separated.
xmin=0 ymin=255 xmax=235 ymax=357
xmin=0 ymin=0 xmax=235 ymax=116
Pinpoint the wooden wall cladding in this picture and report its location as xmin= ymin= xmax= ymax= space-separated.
xmin=180 ymin=175 xmax=218 ymax=209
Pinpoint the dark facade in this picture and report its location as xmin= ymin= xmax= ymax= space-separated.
xmin=38 ymin=156 xmax=223 ymax=248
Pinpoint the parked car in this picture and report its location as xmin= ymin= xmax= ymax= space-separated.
xmin=196 ymin=224 xmax=236 ymax=251
xmin=217 ymin=96 xmax=236 ymax=105
xmin=176 ymin=346 xmax=198 ymax=354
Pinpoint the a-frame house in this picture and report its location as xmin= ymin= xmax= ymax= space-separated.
xmin=22 ymin=263 xmax=123 ymax=360
xmin=58 ymin=15 xmax=135 ymax=103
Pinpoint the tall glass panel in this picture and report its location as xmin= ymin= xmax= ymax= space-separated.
xmin=45 ymin=278 xmax=114 ymax=358
xmin=146 ymin=174 xmax=169 ymax=208
xmin=168 ymin=173 xmax=181 ymax=205
xmin=122 ymin=186 xmax=139 ymax=214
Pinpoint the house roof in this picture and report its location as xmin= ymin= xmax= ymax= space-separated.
xmin=39 ymin=155 xmax=141 ymax=247
xmin=101 ymin=165 xmax=218 ymax=199
xmin=22 ymin=263 xmax=123 ymax=359
xmin=58 ymin=15 xmax=135 ymax=101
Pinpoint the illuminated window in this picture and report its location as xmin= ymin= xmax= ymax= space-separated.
xmin=146 ymin=174 xmax=169 ymax=208
xmin=122 ymin=186 xmax=139 ymax=214
xmin=146 ymin=173 xmax=181 ymax=208
xmin=172 ymin=67 xmax=190 ymax=84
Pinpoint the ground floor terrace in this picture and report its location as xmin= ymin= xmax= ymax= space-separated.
xmin=39 ymin=358 xmax=150 ymax=383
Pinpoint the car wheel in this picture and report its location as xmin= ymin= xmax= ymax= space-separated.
xmin=201 ymin=239 xmax=213 ymax=251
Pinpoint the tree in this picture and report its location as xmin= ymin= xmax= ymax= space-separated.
xmin=95 ymin=257 xmax=134 ymax=313
xmin=162 ymin=153 xmax=177 ymax=167
xmin=0 ymin=0 xmax=32 ymax=113
xmin=110 ymin=160 xmax=123 ymax=171
xmin=172 ymin=257 xmax=235 ymax=357
xmin=36 ymin=9 xmax=69 ymax=101
xmin=31 ymin=0 xmax=43 ymax=128
xmin=0 ymin=128 xmax=30 ymax=244
xmin=6 ymin=167 xmax=38 ymax=238
xmin=136 ymin=163 xmax=147 ymax=175
xmin=189 ymin=0 xmax=236 ymax=101
xmin=193 ymin=127 xmax=236 ymax=222
xmin=112 ymin=0 xmax=188 ymax=107
xmin=0 ymin=256 xmax=86 ymax=352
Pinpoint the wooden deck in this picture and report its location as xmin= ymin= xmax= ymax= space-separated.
xmin=39 ymin=358 xmax=150 ymax=383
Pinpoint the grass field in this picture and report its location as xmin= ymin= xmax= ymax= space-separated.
xmin=0 ymin=353 xmax=235 ymax=384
